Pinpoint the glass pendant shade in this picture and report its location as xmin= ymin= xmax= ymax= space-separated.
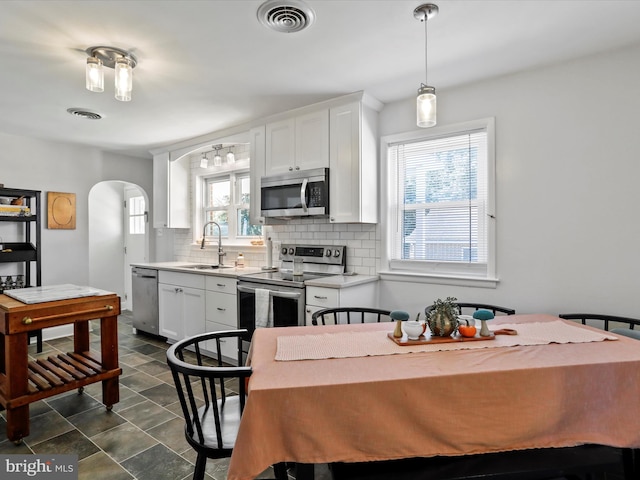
xmin=86 ymin=57 xmax=104 ymax=92
xmin=417 ymin=85 xmax=437 ymax=128
xmin=114 ymin=57 xmax=133 ymax=101
xmin=213 ymin=153 xmax=222 ymax=167
xmin=200 ymin=154 xmax=208 ymax=169
xmin=226 ymin=149 xmax=235 ymax=164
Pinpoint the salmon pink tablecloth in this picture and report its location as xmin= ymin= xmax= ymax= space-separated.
xmin=227 ymin=314 xmax=640 ymax=480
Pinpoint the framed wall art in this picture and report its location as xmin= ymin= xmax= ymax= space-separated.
xmin=47 ymin=191 xmax=76 ymax=229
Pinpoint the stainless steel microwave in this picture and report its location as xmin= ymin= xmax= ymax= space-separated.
xmin=261 ymin=168 xmax=329 ymax=218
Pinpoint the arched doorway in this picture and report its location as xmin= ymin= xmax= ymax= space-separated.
xmin=88 ymin=181 xmax=149 ymax=311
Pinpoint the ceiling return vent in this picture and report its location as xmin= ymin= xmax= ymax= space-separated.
xmin=66 ymin=108 xmax=102 ymax=120
xmin=257 ymin=0 xmax=316 ymax=33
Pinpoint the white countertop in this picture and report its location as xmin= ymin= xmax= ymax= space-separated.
xmin=130 ymin=262 xmax=266 ymax=278
xmin=304 ymin=274 xmax=379 ymax=289
xmin=131 ymin=262 xmax=379 ymax=287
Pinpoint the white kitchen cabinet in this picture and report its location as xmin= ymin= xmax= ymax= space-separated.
xmin=158 ymin=271 xmax=205 ymax=341
xmin=265 ymin=118 xmax=295 ymax=175
xmin=305 ymin=282 xmax=377 ymax=326
xmin=249 ymin=125 xmax=266 ymax=225
xmin=152 ymin=151 xmax=190 ymax=228
xmin=205 ymin=275 xmax=238 ymax=364
xmin=295 ymin=109 xmax=329 ymax=171
xmin=265 ymin=109 xmax=329 ymax=175
xmin=329 ymin=101 xmax=378 ymax=223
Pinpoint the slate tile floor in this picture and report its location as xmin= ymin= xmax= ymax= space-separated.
xmin=0 ymin=312 xmax=330 ymax=480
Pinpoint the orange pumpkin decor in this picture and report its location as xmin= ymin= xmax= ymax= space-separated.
xmin=458 ymin=318 xmax=477 ymax=338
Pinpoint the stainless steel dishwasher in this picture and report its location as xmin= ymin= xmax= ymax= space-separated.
xmin=131 ymin=267 xmax=160 ymax=336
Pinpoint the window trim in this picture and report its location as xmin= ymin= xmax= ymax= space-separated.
xmin=379 ymin=117 xmax=497 ymax=287
xmin=192 ymin=161 xmax=261 ymax=247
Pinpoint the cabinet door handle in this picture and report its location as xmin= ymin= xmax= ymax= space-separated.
xmin=217 ymin=283 xmax=226 ymax=287
xmin=314 ymin=295 xmax=328 ymax=300
xmin=217 ymin=307 xmax=226 ymax=311
xmin=288 ymin=166 xmax=293 ymax=171
xmin=175 ymin=287 xmax=183 ymax=293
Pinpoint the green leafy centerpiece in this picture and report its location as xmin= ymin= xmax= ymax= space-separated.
xmin=427 ymin=297 xmax=459 ymax=337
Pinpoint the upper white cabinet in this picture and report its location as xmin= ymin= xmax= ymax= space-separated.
xmin=249 ymin=125 xmax=266 ymax=225
xmin=329 ymin=101 xmax=378 ymax=223
xmin=265 ymin=109 xmax=329 ymax=175
xmin=153 ymin=152 xmax=190 ymax=228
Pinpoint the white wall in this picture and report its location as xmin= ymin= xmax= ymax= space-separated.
xmin=88 ymin=182 xmax=125 ymax=296
xmin=0 ymin=132 xmax=153 ymax=288
xmin=377 ymin=44 xmax=640 ymax=317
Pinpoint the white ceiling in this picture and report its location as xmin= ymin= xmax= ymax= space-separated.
xmin=2 ymin=0 xmax=640 ymax=159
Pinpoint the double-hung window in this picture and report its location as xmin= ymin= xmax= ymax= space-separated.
xmin=203 ymin=170 xmax=262 ymax=242
xmin=384 ymin=118 xmax=495 ymax=284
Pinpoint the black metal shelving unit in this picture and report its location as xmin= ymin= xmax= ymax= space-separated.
xmin=0 ymin=187 xmax=42 ymax=289
xmin=0 ymin=187 xmax=42 ymax=351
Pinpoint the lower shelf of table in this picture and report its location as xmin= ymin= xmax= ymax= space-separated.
xmin=0 ymin=350 xmax=122 ymax=409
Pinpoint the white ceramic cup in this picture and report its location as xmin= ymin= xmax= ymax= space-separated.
xmin=403 ymin=320 xmax=426 ymax=340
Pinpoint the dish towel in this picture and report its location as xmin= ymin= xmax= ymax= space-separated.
xmin=255 ymin=288 xmax=272 ymax=328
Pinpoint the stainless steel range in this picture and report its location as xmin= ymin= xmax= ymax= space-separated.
xmin=237 ymin=244 xmax=346 ymax=354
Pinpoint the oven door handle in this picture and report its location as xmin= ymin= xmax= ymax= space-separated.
xmin=238 ymin=285 xmax=303 ymax=300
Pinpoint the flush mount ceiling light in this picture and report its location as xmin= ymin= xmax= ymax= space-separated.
xmin=414 ymin=3 xmax=438 ymax=128
xmin=85 ymin=46 xmax=137 ymax=102
xmin=257 ymin=0 xmax=316 ymax=33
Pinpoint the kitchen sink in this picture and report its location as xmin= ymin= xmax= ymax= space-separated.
xmin=180 ymin=264 xmax=233 ymax=270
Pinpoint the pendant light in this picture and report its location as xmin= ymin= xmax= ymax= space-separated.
xmin=226 ymin=147 xmax=235 ymax=164
xmin=414 ymin=4 xmax=438 ymax=128
xmin=200 ymin=152 xmax=208 ymax=169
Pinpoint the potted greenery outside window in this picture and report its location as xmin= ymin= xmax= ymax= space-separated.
xmin=427 ymin=296 xmax=459 ymax=337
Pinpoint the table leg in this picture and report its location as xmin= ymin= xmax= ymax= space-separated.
xmin=295 ymin=463 xmax=314 ymax=480
xmin=622 ymin=448 xmax=639 ymax=480
xmin=4 ymin=332 xmax=30 ymax=442
xmin=73 ymin=320 xmax=90 ymax=353
xmin=100 ymin=314 xmax=119 ymax=409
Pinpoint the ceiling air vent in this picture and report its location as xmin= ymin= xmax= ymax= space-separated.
xmin=257 ymin=0 xmax=316 ymax=33
xmin=66 ymin=108 xmax=102 ymax=120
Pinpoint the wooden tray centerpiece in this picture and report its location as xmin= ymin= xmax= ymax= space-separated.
xmin=387 ymin=331 xmax=495 ymax=346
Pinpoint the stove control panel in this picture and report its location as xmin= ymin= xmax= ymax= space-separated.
xmin=280 ymin=244 xmax=346 ymax=266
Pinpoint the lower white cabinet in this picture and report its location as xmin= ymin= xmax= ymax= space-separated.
xmin=305 ymin=282 xmax=377 ymax=325
xmin=158 ymin=271 xmax=206 ymax=341
xmin=205 ymin=275 xmax=238 ymax=363
xmin=157 ymin=271 xmax=239 ymax=363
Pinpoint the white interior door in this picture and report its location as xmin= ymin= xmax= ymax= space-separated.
xmin=124 ymin=186 xmax=147 ymax=311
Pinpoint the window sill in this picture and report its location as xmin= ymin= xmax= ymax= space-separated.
xmin=377 ymin=270 xmax=499 ymax=289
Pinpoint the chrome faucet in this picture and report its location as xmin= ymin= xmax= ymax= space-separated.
xmin=200 ymin=221 xmax=226 ymax=265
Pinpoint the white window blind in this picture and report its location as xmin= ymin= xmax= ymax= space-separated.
xmin=389 ymin=128 xmax=489 ymax=277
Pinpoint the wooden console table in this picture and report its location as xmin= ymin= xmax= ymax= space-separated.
xmin=0 ymin=292 xmax=121 ymax=443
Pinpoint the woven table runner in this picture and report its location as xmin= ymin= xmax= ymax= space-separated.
xmin=275 ymin=320 xmax=617 ymax=361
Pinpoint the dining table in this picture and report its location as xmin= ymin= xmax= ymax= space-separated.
xmin=226 ymin=314 xmax=640 ymax=480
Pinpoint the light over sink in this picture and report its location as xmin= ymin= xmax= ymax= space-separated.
xmin=179 ymin=264 xmax=233 ymax=270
